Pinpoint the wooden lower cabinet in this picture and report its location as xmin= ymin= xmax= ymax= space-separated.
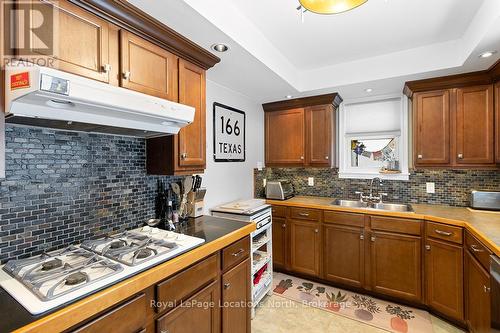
xmin=496 ymin=82 xmax=500 ymax=163
xmin=369 ymin=231 xmax=422 ymax=303
xmin=465 ymin=250 xmax=491 ymax=333
xmin=289 ymin=219 xmax=321 ymax=277
xmin=73 ymin=293 xmax=147 ymax=333
xmin=425 ymin=238 xmax=464 ymax=321
xmin=323 ymin=224 xmax=364 ymax=288
xmin=221 ymin=258 xmax=251 ymax=333
xmin=156 ymin=281 xmax=221 ymax=333
xmin=272 ymin=216 xmax=287 ymax=269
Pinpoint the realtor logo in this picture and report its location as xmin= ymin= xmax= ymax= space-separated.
xmin=3 ymin=1 xmax=54 ymax=57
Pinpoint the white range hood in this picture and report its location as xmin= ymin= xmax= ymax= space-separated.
xmin=4 ymin=63 xmax=195 ymax=137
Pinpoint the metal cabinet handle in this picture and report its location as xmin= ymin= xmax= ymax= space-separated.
xmin=314 ymin=229 xmax=319 ymax=233
xmin=484 ymin=285 xmax=490 ymax=293
xmin=300 ymin=156 xmax=304 ymax=160
xmin=102 ymin=64 xmax=112 ymax=73
xmin=425 ymin=245 xmax=431 ymax=251
xmin=370 ymin=236 xmax=376 ymax=242
xmin=470 ymin=244 xmax=484 ymax=253
xmin=123 ymin=71 xmax=131 ymax=80
xmin=325 ymin=156 xmax=329 ymax=160
xmin=282 ymin=224 xmax=286 ymax=228
xmin=231 ymin=249 xmax=244 ymax=257
xmin=458 ymin=153 xmax=463 ymax=159
xmin=224 ymin=283 xmax=231 ymax=290
xmin=298 ymin=212 xmax=310 ymax=217
xmin=435 ymin=230 xmax=452 ymax=236
xmin=417 ymin=154 xmax=423 ymax=159
xmin=181 ymin=152 xmax=188 ymax=160
xmin=360 ymin=234 xmax=364 ymax=240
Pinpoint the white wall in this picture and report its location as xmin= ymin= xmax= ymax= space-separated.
xmin=202 ymin=80 xmax=264 ymax=212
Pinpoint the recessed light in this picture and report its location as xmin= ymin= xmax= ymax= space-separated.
xmin=286 ymin=95 xmax=293 ymax=99
xmin=211 ymin=43 xmax=229 ymax=53
xmin=365 ymin=88 xmax=373 ymax=93
xmin=479 ymin=51 xmax=497 ymax=58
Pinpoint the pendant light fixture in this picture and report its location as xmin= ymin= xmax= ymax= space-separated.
xmin=298 ymin=0 xmax=368 ymax=15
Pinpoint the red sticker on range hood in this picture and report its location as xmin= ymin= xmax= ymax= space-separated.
xmin=10 ymin=72 xmax=30 ymax=90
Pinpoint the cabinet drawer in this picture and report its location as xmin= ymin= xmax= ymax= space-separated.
xmin=324 ymin=211 xmax=364 ymax=227
xmin=465 ymin=232 xmax=492 ymax=271
xmin=272 ymin=205 xmax=287 ymax=218
xmin=222 ymin=237 xmax=250 ymax=271
xmin=370 ymin=216 xmax=422 ymax=236
xmin=156 ymin=254 xmax=219 ymax=313
xmin=73 ymin=293 xmax=146 ymax=333
xmin=289 ymin=207 xmax=321 ymax=221
xmin=426 ymin=221 xmax=463 ymax=244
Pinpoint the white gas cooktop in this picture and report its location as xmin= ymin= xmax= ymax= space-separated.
xmin=0 ymin=226 xmax=205 ymax=315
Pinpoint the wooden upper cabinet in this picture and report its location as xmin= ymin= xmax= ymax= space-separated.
xmin=370 ymin=231 xmax=422 ymax=303
xmin=414 ymin=90 xmax=450 ymax=165
xmin=145 ymin=59 xmax=206 ymax=175
xmin=265 ymin=109 xmax=306 ymax=166
xmin=22 ymin=0 xmax=113 ymax=83
xmin=177 ymin=59 xmax=206 ymax=169
xmin=495 ymin=82 xmax=500 ymax=163
xmin=306 ymin=105 xmax=333 ymax=166
xmin=455 ymin=85 xmax=494 ymax=165
xmin=425 ymin=239 xmax=464 ymax=322
xmin=289 ymin=219 xmax=321 ymax=277
xmin=323 ymin=224 xmax=364 ymax=288
xmin=120 ymin=30 xmax=178 ymax=101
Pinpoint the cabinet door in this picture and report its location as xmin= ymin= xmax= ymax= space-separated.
xmin=370 ymin=232 xmax=422 ymax=303
xmin=324 ymin=224 xmax=364 ymax=288
xmin=120 ymin=30 xmax=178 ymax=101
xmin=272 ymin=217 xmax=287 ymax=269
xmin=289 ymin=219 xmax=320 ymax=277
xmin=22 ymin=0 xmax=111 ymax=83
xmin=465 ymin=250 xmax=491 ymax=333
xmin=265 ymin=109 xmax=305 ymax=166
xmin=306 ymin=105 xmax=333 ymax=166
xmin=177 ymin=59 xmax=206 ymax=169
xmin=222 ymin=259 xmax=250 ymax=333
xmin=455 ymin=85 xmax=494 ymax=165
xmin=425 ymin=239 xmax=464 ymax=321
xmin=156 ymin=280 xmax=220 ymax=333
xmin=495 ymin=83 xmax=500 ymax=163
xmin=414 ymin=90 xmax=450 ymax=165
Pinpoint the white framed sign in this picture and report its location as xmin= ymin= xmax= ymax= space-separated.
xmin=213 ymin=102 xmax=246 ymax=162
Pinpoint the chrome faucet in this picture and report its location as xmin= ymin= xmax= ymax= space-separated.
xmin=356 ymin=177 xmax=388 ymax=203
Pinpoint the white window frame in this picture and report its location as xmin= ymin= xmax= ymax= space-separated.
xmin=338 ymin=94 xmax=409 ymax=180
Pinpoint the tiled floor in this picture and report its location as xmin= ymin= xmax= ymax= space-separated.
xmin=252 ymin=295 xmax=464 ymax=333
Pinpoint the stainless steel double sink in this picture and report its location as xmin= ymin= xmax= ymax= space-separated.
xmin=331 ymin=199 xmax=414 ymax=212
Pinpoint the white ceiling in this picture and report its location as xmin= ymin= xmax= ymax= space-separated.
xmin=129 ymin=0 xmax=500 ymax=103
xmin=231 ymin=0 xmax=483 ymax=70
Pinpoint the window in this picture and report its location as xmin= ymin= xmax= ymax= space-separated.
xmin=338 ymin=95 xmax=409 ymax=180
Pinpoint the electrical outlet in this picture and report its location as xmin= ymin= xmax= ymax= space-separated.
xmin=263 ymin=178 xmax=267 ymax=188
xmin=426 ymin=182 xmax=435 ymax=194
xmin=308 ymin=177 xmax=314 ymax=186
xmin=257 ymin=162 xmax=263 ymax=171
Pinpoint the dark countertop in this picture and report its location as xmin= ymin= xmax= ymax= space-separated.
xmin=0 ymin=215 xmax=252 ymax=333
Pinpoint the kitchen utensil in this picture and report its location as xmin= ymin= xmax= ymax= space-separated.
xmin=179 ymin=177 xmax=194 ymax=217
xmin=171 ymin=183 xmax=181 ymax=202
xmin=146 ymin=218 xmax=161 ymax=227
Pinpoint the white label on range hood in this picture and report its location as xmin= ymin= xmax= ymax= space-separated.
xmin=40 ymin=74 xmax=70 ymax=96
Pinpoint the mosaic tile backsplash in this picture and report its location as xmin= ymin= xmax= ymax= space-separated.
xmin=254 ymin=167 xmax=500 ymax=206
xmin=0 ymin=125 xmax=181 ymax=264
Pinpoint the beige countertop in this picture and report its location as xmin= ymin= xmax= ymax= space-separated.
xmin=267 ymin=196 xmax=500 ymax=257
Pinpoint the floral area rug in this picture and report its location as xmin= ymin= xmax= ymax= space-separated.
xmin=272 ymin=272 xmax=433 ymax=333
